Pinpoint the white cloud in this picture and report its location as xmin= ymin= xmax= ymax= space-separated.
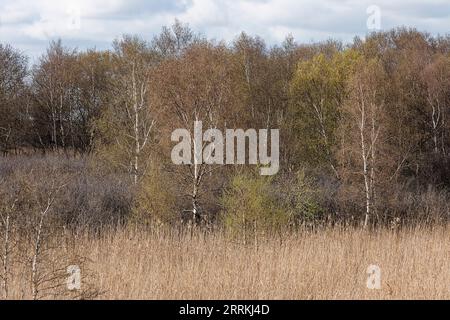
xmin=0 ymin=0 xmax=449 ymax=59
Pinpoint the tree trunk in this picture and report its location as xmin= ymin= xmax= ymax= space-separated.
xmin=2 ymin=214 xmax=10 ymax=299
xmin=132 ymin=62 xmax=140 ymax=185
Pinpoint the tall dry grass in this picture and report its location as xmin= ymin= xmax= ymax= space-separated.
xmin=65 ymin=226 xmax=450 ymax=300
xmin=3 ymin=225 xmax=449 ymax=300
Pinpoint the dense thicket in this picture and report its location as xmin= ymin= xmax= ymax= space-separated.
xmin=1 ymin=22 xmax=449 ymax=230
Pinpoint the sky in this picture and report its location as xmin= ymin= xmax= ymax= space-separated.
xmin=0 ymin=0 xmax=449 ymax=61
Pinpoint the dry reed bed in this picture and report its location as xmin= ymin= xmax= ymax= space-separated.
xmin=67 ymin=226 xmax=450 ymax=300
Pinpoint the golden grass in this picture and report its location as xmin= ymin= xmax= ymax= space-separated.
xmin=4 ymin=226 xmax=450 ymax=300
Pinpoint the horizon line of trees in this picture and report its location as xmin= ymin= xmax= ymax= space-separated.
xmin=1 ymin=21 xmax=450 ymax=229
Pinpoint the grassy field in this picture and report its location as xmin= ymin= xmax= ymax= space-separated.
xmin=6 ymin=226 xmax=447 ymax=300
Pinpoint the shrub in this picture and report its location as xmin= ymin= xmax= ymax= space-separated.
xmin=274 ymin=170 xmax=324 ymax=225
xmin=132 ymin=163 xmax=178 ymax=226
xmin=221 ymin=170 xmax=289 ymax=240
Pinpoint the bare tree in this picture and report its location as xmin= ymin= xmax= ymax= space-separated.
xmin=152 ymin=19 xmax=200 ymax=58
xmin=0 ymin=44 xmax=28 ymax=155
xmin=31 ymin=40 xmax=79 ymax=152
xmin=96 ymin=36 xmax=157 ymax=185
xmin=341 ymin=59 xmax=387 ymax=228
xmin=28 ymin=174 xmax=67 ymax=300
xmin=0 ymin=180 xmax=17 ymax=299
xmin=422 ymin=55 xmax=450 ymax=155
xmin=152 ymin=43 xmax=236 ymax=225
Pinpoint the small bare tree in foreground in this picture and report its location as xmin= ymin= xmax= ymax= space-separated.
xmin=23 ymin=171 xmax=98 ymax=300
xmin=28 ymin=174 xmax=66 ymax=300
xmin=0 ymin=179 xmax=18 ymax=299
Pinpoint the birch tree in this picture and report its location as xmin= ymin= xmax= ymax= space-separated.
xmin=96 ymin=36 xmax=158 ymax=185
xmin=422 ymin=54 xmax=450 ymax=156
xmin=340 ymin=59 xmax=387 ymax=228
xmin=31 ymin=40 xmax=79 ymax=152
xmin=0 ymin=179 xmax=17 ymax=299
xmin=152 ymin=43 xmax=237 ymax=225
xmin=289 ymin=50 xmax=359 ymax=177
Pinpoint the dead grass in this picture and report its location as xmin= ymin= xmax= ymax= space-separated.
xmin=77 ymin=226 xmax=449 ymax=300
xmin=4 ymin=226 xmax=449 ymax=300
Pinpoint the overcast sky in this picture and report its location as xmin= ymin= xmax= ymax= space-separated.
xmin=0 ymin=0 xmax=449 ymax=60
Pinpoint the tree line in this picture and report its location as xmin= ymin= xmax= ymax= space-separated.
xmin=1 ymin=21 xmax=450 ymax=230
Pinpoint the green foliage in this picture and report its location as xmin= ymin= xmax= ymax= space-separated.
xmin=288 ymin=50 xmax=361 ymax=170
xmin=132 ymin=163 xmax=178 ymax=226
xmin=273 ymin=170 xmax=323 ymax=224
xmin=221 ymin=169 xmax=324 ymax=237
xmin=91 ymin=107 xmax=132 ymax=175
xmin=90 ymin=36 xmax=157 ymax=181
xmin=221 ymin=170 xmax=290 ymax=237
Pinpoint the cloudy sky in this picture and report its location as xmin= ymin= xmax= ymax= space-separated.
xmin=0 ymin=0 xmax=449 ymax=60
